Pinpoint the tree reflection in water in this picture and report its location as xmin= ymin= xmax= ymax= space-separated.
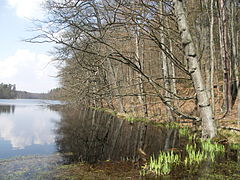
xmin=0 ymin=105 xmax=15 ymax=114
xmin=55 ymin=107 xmax=179 ymax=163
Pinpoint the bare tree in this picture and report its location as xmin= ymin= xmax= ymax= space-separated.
xmin=173 ymin=0 xmax=216 ymax=138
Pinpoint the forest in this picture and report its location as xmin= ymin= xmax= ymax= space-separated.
xmin=28 ymin=0 xmax=240 ymax=139
xmin=0 ymin=83 xmax=17 ymax=99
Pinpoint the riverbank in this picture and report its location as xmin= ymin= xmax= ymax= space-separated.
xmin=1 ymin=152 xmax=240 ymax=180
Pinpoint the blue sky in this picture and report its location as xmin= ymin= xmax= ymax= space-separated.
xmin=0 ymin=0 xmax=59 ymax=93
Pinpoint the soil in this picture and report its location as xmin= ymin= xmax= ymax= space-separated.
xmin=52 ymin=161 xmax=140 ymax=180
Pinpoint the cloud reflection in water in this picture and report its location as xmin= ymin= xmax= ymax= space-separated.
xmin=0 ymin=104 xmax=60 ymax=150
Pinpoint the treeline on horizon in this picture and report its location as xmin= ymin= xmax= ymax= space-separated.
xmin=0 ymin=82 xmax=61 ymax=99
xmin=0 ymin=83 xmax=17 ymax=99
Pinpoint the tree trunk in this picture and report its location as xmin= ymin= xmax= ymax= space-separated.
xmin=160 ymin=1 xmax=175 ymax=122
xmin=209 ymin=0 xmax=215 ymax=114
xmin=173 ymin=0 xmax=216 ymax=138
xmin=205 ymin=0 xmax=215 ymax=114
xmin=218 ymin=0 xmax=232 ymax=113
xmin=202 ymin=0 xmax=211 ymax=100
xmin=238 ymin=87 xmax=240 ymax=125
xmin=237 ymin=31 xmax=240 ymax=124
xmin=230 ymin=1 xmax=239 ymax=107
xmin=106 ymin=58 xmax=125 ymax=113
xmin=135 ymin=29 xmax=148 ymax=116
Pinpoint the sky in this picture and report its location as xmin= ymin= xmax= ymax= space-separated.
xmin=0 ymin=0 xmax=59 ymax=93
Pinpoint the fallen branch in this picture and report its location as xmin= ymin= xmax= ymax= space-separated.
xmin=218 ymin=126 xmax=240 ymax=132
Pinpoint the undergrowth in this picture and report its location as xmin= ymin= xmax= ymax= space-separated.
xmin=141 ymin=127 xmax=226 ymax=177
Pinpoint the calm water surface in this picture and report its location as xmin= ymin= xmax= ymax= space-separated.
xmin=0 ymin=99 xmax=62 ymax=159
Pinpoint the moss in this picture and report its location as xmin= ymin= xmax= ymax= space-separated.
xmin=90 ymin=107 xmax=117 ymax=116
xmin=147 ymin=121 xmax=180 ymax=129
xmin=117 ymin=113 xmax=148 ymax=123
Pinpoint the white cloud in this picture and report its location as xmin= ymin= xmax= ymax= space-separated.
xmin=7 ymin=0 xmax=45 ymax=19
xmin=0 ymin=49 xmax=59 ymax=92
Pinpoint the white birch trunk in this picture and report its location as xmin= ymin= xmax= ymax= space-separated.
xmin=238 ymin=88 xmax=240 ymax=125
xmin=209 ymin=0 xmax=215 ymax=114
xmin=160 ymin=1 xmax=175 ymax=122
xmin=135 ymin=31 xmax=148 ymax=116
xmin=173 ymin=0 xmax=216 ymax=138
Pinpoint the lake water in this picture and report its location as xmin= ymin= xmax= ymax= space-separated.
xmin=0 ymin=99 xmax=62 ymax=159
xmin=55 ymin=107 xmax=179 ymax=163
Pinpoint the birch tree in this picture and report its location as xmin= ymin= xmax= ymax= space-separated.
xmin=173 ymin=0 xmax=216 ymax=138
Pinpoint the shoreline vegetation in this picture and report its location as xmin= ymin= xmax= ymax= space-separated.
xmin=53 ymin=105 xmax=240 ymax=179
xmin=51 ymin=105 xmax=240 ymax=179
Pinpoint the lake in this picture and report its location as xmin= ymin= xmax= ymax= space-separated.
xmin=0 ymin=99 xmax=62 ymax=159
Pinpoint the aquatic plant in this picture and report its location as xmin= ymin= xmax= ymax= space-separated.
xmin=188 ymin=133 xmax=197 ymax=141
xmin=201 ymin=139 xmax=225 ymax=162
xmin=179 ymin=127 xmax=189 ymax=137
xmin=184 ymin=139 xmax=225 ymax=167
xmin=141 ymin=151 xmax=180 ymax=176
xmin=179 ymin=126 xmax=198 ymax=142
xmin=201 ymin=139 xmax=225 ymax=153
xmin=184 ymin=143 xmax=206 ymax=166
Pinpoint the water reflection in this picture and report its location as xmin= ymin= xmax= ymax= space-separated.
xmin=0 ymin=99 xmax=61 ymax=158
xmin=55 ymin=107 xmax=179 ymax=163
xmin=0 ymin=105 xmax=15 ymax=114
